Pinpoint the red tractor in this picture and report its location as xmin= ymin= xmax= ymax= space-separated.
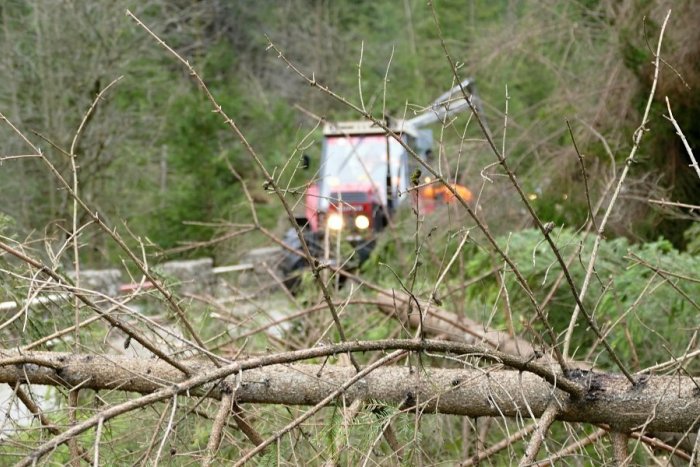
xmin=280 ymin=79 xmax=479 ymax=284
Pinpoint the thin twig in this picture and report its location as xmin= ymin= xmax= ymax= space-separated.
xmin=647 ymin=198 xmax=700 ymax=211
xmin=665 ymin=96 xmax=699 ymax=180
xmin=566 ymin=120 xmax=598 ymax=231
xmin=67 ymin=76 xmax=123 ymax=351
xmin=358 ymin=41 xmax=366 ymax=113
xmin=153 ymin=395 xmax=178 ymax=465
xmin=93 ymin=417 xmax=104 ymax=467
xmin=519 ymin=401 xmax=561 ymax=465
xmin=460 ymin=423 xmax=537 ymax=466
xmin=535 ymin=428 xmax=607 ymax=466
xmin=627 ymin=252 xmax=700 ymax=311
xmin=203 ymin=391 xmax=234 ymax=467
xmin=431 ymin=230 xmax=470 ymax=304
xmin=639 ymin=348 xmax=700 ymax=375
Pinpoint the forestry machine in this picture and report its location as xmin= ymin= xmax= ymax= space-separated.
xmin=280 ymin=79 xmax=479 ymax=284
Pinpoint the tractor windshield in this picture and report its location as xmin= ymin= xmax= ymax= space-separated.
xmin=319 ymin=134 xmax=407 ymax=210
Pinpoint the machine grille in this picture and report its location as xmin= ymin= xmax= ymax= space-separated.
xmin=330 ymin=191 xmax=368 ymax=203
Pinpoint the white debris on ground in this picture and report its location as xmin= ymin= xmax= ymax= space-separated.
xmin=68 ymin=268 xmax=122 ymax=297
xmin=1 ymin=252 xmax=294 ymax=436
xmin=159 ymin=257 xmax=215 ymax=295
xmin=0 ymin=385 xmax=54 ymax=441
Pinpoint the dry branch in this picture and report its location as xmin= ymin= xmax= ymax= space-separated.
xmin=665 ymin=96 xmax=700 ymax=181
xmin=203 ymin=392 xmax=234 ymax=467
xmin=460 ymin=423 xmax=537 ymax=466
xmin=520 ymin=400 xmax=560 ymax=465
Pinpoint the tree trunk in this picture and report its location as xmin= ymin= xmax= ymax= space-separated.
xmin=2 ymin=349 xmax=698 ymax=433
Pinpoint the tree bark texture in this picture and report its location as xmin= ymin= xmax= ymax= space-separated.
xmin=1 ymin=350 xmax=698 ymax=433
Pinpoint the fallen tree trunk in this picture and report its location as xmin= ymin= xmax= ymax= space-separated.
xmin=1 ymin=349 xmax=698 ymax=433
xmin=375 ymin=290 xmax=534 ymax=356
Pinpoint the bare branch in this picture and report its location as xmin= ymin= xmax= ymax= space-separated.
xmin=203 ymin=392 xmax=234 ymax=466
xmin=665 ymin=96 xmax=700 ymax=180
xmin=519 ymin=401 xmax=561 ymax=465
xmin=610 ymin=431 xmax=630 ymax=467
xmin=461 ymin=423 xmax=537 ymax=466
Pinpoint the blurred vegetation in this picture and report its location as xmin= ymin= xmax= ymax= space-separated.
xmin=1 ymin=0 xmax=698 ymax=266
xmin=462 ymin=229 xmax=699 ymax=370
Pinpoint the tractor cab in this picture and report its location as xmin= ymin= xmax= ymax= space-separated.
xmin=309 ymin=119 xmax=432 ymax=240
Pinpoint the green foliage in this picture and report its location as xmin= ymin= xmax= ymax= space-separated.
xmin=0 ymin=212 xmax=16 ymax=238
xmin=369 ymin=222 xmax=698 ymax=371
xmin=685 ymin=223 xmax=700 ymax=255
xmin=462 ymin=229 xmax=699 ymax=369
xmin=322 ymin=407 xmax=343 ymax=458
xmin=145 ymin=89 xmax=242 ymax=250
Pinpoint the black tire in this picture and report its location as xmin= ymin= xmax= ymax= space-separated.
xmin=279 ymin=229 xmax=323 ymax=292
xmin=278 ymin=229 xmax=377 ymax=293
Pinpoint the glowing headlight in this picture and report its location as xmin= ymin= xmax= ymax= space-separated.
xmin=354 ymin=215 xmax=370 ymax=230
xmin=327 ymin=213 xmax=344 ymax=231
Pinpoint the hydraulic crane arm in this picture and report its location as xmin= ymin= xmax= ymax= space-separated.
xmin=406 ymin=78 xmax=484 ymax=130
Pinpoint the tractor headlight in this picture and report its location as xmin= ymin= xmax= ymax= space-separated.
xmin=327 ymin=213 xmax=344 ymax=231
xmin=354 ymin=215 xmax=370 ymax=230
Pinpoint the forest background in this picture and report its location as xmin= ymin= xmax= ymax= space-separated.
xmin=2 ymin=0 xmax=698 ymax=260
